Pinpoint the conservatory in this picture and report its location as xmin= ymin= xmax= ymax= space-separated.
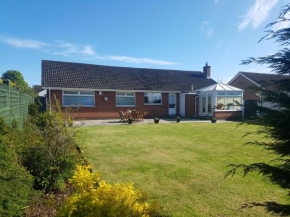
xmin=197 ymin=83 xmax=244 ymax=120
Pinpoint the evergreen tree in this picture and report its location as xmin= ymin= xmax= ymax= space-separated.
xmin=226 ymin=3 xmax=290 ymax=215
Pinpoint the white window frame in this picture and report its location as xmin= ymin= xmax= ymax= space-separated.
xmin=144 ymin=92 xmax=162 ymax=105
xmin=62 ymin=90 xmax=95 ymax=107
xmin=216 ymin=92 xmax=243 ymax=111
xmin=116 ymin=92 xmax=136 ymax=107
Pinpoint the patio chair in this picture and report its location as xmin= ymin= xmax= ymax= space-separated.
xmin=138 ymin=111 xmax=144 ymax=121
xmin=119 ymin=111 xmax=127 ymax=122
xmin=131 ymin=110 xmax=138 ymax=121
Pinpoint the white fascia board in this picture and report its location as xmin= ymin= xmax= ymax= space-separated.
xmin=42 ymin=87 xmax=181 ymax=93
xmin=228 ymin=72 xmax=261 ymax=87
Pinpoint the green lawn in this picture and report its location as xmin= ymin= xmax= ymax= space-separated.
xmin=76 ymin=122 xmax=289 ymax=217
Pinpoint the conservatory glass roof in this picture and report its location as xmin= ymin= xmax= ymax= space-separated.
xmin=197 ymin=83 xmax=243 ymax=92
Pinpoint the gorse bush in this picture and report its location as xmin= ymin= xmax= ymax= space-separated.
xmin=0 ymin=134 xmax=33 ymax=216
xmin=58 ymin=165 xmax=163 ymax=217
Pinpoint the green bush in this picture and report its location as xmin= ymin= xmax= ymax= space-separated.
xmin=0 ymin=136 xmax=33 ymax=216
xmin=17 ymin=106 xmax=85 ymax=191
xmin=0 ymin=117 xmax=9 ymax=135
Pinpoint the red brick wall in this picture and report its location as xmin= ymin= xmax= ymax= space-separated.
xmin=48 ymin=90 xmax=179 ymax=119
xmin=213 ymin=111 xmax=243 ymax=120
xmin=185 ymin=94 xmax=198 ymax=118
xmin=229 ymin=75 xmax=259 ymax=101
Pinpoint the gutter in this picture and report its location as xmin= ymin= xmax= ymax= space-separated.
xmin=42 ymin=87 xmax=182 ymax=94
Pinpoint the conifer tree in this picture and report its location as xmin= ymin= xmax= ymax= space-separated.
xmin=227 ymin=3 xmax=290 ymax=215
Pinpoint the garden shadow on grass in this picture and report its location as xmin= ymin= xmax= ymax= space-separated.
xmin=239 ymin=201 xmax=290 ymax=216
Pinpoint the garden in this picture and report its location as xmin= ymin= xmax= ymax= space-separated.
xmin=77 ymin=122 xmax=289 ymax=217
xmin=1 ymin=103 xmax=289 ymax=216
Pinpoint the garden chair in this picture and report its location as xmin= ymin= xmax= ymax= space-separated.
xmin=119 ymin=111 xmax=127 ymax=122
xmin=138 ymin=111 xmax=144 ymax=121
xmin=131 ymin=110 xmax=137 ymax=121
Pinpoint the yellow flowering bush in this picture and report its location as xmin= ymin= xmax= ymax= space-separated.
xmin=58 ymin=165 xmax=163 ymax=217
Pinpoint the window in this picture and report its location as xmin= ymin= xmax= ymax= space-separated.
xmin=202 ymin=94 xmax=206 ymax=114
xmin=63 ymin=91 xmax=95 ymax=106
xmin=208 ymin=94 xmax=212 ymax=114
xmin=116 ymin=92 xmax=135 ymax=106
xmin=144 ymin=93 xmax=162 ymax=104
xmin=216 ymin=94 xmax=242 ymax=110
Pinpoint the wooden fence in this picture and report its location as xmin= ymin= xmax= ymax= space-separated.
xmin=0 ymin=83 xmax=34 ymax=127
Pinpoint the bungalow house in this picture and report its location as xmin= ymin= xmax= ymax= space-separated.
xmin=228 ymin=71 xmax=289 ymax=116
xmin=42 ymin=60 xmax=243 ymax=120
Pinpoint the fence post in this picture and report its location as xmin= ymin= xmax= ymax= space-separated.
xmin=19 ymin=90 xmax=22 ymax=126
xmin=8 ymin=81 xmax=12 ymax=124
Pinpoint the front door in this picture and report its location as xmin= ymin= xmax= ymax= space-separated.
xmin=169 ymin=94 xmax=176 ymax=115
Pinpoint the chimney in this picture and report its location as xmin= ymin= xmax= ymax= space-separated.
xmin=203 ymin=62 xmax=211 ymax=78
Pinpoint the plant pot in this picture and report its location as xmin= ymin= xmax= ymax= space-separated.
xmin=177 ymin=117 xmax=181 ymax=123
xmin=128 ymin=119 xmax=133 ymax=124
xmin=211 ymin=119 xmax=217 ymax=123
xmin=154 ymin=119 xmax=159 ymax=124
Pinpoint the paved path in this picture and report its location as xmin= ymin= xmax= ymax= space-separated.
xmin=74 ymin=118 xmax=233 ymax=127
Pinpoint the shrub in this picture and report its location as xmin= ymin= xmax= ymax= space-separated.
xmin=0 ymin=136 xmax=33 ymax=216
xmin=176 ymin=117 xmax=180 ymax=123
xmin=58 ymin=165 xmax=163 ymax=217
xmin=0 ymin=117 xmax=9 ymax=135
xmin=17 ymin=102 xmax=85 ymax=191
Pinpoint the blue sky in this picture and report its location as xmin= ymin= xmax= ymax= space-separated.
xmin=0 ymin=0 xmax=289 ymax=86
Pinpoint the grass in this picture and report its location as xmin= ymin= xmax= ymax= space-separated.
xmin=76 ymin=122 xmax=289 ymax=217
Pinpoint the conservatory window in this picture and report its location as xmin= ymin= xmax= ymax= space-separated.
xmin=208 ymin=94 xmax=212 ymax=114
xmin=202 ymin=94 xmax=206 ymax=114
xmin=216 ymin=95 xmax=242 ymax=110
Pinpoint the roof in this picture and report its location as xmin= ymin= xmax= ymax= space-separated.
xmin=197 ymin=83 xmax=243 ymax=92
xmin=33 ymin=85 xmax=44 ymax=93
xmin=228 ymin=71 xmax=290 ymax=86
xmin=41 ymin=60 xmax=216 ymax=92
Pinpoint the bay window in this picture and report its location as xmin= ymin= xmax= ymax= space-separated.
xmin=63 ymin=91 xmax=95 ymax=106
xmin=144 ymin=93 xmax=162 ymax=104
xmin=116 ymin=92 xmax=135 ymax=106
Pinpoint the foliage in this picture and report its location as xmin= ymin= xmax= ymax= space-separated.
xmin=176 ymin=116 xmax=180 ymax=123
xmin=0 ymin=117 xmax=10 ymax=135
xmin=0 ymin=131 xmax=33 ymax=216
xmin=28 ymin=101 xmax=40 ymax=117
xmin=227 ymin=3 xmax=290 ymax=215
xmin=14 ymin=100 xmax=85 ymax=191
xmin=58 ymin=165 xmax=163 ymax=217
xmin=2 ymin=70 xmax=31 ymax=93
xmin=154 ymin=118 xmax=159 ymax=124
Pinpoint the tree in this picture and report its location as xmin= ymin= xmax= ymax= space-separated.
xmin=2 ymin=70 xmax=31 ymax=92
xmin=226 ymin=3 xmax=290 ymax=216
